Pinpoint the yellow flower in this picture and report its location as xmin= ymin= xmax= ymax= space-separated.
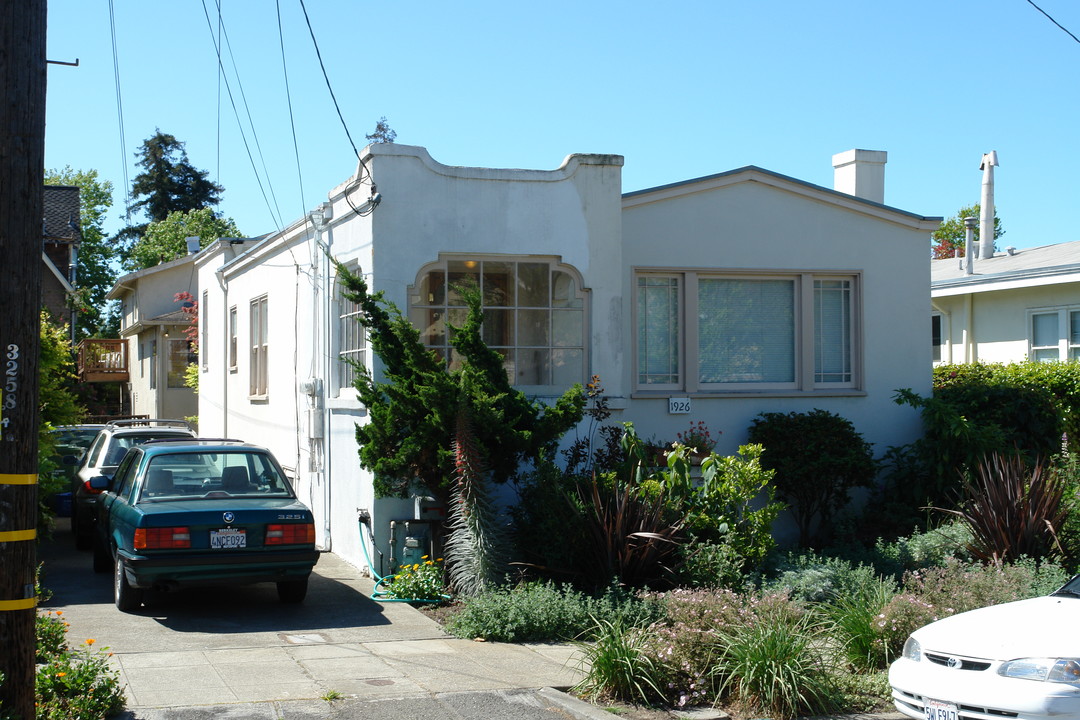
xmin=86 ymin=638 xmax=96 ymax=646
xmin=55 ymin=611 xmax=63 ymax=616
xmin=56 ymin=672 xmax=66 ymax=678
xmin=421 ymin=555 xmax=429 ymax=560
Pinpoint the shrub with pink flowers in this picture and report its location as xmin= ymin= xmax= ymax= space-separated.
xmin=873 ymin=558 xmax=1068 ymax=661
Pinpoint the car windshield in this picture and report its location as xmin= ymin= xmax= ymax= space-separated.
xmin=1053 ymin=575 xmax=1080 ymax=597
xmin=137 ymin=450 xmax=295 ymax=502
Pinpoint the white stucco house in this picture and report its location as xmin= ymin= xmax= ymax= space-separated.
xmin=194 ymin=144 xmax=940 ymax=574
xmin=107 ymin=253 xmax=201 ymax=423
xmin=932 ymin=241 xmax=1080 ymax=364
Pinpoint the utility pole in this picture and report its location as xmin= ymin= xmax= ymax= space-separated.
xmin=0 ymin=1 xmax=47 ymax=718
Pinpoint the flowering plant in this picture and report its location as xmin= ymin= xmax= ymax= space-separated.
xmin=385 ymin=556 xmax=447 ymax=602
xmin=676 ymin=420 xmax=719 ymax=453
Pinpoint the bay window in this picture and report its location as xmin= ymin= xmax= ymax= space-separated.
xmin=410 ymin=257 xmax=587 ymax=388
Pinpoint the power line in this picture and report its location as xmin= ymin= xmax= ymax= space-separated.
xmin=198 ymin=0 xmax=284 ymax=230
xmin=1025 ymin=0 xmax=1080 ymax=45
xmin=214 ymin=8 xmax=286 ymax=224
xmin=107 ymin=0 xmax=130 ymax=219
xmin=297 ymin=0 xmax=371 ymax=184
xmin=276 ymin=0 xmax=307 ymax=221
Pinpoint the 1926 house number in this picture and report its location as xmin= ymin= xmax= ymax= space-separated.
xmin=668 ymin=397 xmax=691 ymax=414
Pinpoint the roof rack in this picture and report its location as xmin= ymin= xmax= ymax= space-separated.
xmin=105 ymin=418 xmax=191 ymax=430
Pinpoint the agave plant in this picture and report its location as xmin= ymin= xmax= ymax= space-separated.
xmin=444 ymin=405 xmax=509 ymax=598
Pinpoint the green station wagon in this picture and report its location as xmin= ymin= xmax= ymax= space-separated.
xmin=91 ymin=439 xmax=320 ymax=612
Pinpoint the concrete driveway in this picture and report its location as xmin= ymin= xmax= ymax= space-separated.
xmin=37 ymin=519 xmax=599 ymax=719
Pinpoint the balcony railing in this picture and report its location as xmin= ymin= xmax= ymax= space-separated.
xmin=77 ymin=338 xmax=129 ymax=382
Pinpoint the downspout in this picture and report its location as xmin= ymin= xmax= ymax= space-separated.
xmin=69 ymin=241 xmax=79 ymax=346
xmin=310 ymin=204 xmax=333 ymax=551
xmin=215 ymin=267 xmax=229 ymax=438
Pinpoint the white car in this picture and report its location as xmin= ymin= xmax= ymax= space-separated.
xmin=889 ymin=576 xmax=1080 ymax=720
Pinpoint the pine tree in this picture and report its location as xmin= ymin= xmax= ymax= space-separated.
xmin=118 ymin=131 xmax=224 ymax=250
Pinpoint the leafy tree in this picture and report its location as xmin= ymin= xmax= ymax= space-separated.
xmin=126 ymin=208 xmax=241 ymax=271
xmin=44 ymin=167 xmax=116 ymax=338
xmin=334 ymin=261 xmax=585 ymax=502
xmin=118 ymin=130 xmax=224 ymax=247
xmin=366 ymin=117 xmax=396 ymax=144
xmin=931 ymin=203 xmax=1005 ymax=259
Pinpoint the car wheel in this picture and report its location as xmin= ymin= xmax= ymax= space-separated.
xmin=277 ymin=577 xmax=308 ymax=604
xmin=73 ymin=511 xmax=92 ymax=551
xmin=92 ymin=535 xmax=111 ymax=574
xmin=114 ymin=556 xmax=143 ymax=612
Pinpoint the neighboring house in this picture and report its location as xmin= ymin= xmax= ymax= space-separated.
xmin=42 ymin=184 xmax=81 ymax=329
xmin=195 ymin=144 xmax=940 ymax=572
xmin=932 ymin=241 xmax=1080 ymax=364
xmin=104 ymin=249 xmax=203 ymax=422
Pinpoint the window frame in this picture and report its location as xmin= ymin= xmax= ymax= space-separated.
xmin=335 ymin=266 xmax=366 ymax=395
xmin=633 ymin=268 xmax=862 ymax=395
xmin=1027 ymin=306 xmax=1080 ymax=362
xmin=228 ymin=306 xmax=238 ymax=372
xmin=166 ymin=336 xmax=194 ymax=389
xmin=249 ymin=295 xmax=269 ymax=398
xmin=408 ymin=255 xmax=588 ymax=391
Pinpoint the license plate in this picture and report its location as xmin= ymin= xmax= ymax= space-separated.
xmin=925 ymin=699 xmax=958 ymax=720
xmin=210 ymin=528 xmax=246 ymax=549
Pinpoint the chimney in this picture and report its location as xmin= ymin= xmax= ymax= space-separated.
xmin=832 ymin=149 xmax=887 ymax=204
xmin=185 ymin=236 xmax=200 ymax=255
xmin=979 ymin=151 xmax=999 ymax=260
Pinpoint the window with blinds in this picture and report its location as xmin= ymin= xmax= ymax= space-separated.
xmin=635 ymin=271 xmax=859 ymax=393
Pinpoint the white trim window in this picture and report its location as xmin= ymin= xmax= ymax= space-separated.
xmin=1029 ymin=307 xmax=1080 ymax=362
xmin=337 ymin=269 xmax=366 ymax=391
xmin=228 ymin=306 xmax=238 ymax=371
xmin=249 ymin=295 xmax=269 ymax=397
xmin=409 ymin=257 xmax=587 ymax=388
xmin=635 ymin=270 xmax=859 ymax=393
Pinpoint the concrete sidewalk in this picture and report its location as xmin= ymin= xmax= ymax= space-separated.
xmin=39 ymin=521 xmax=606 ymax=718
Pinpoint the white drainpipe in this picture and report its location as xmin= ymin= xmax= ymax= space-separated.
xmin=309 ymin=204 xmax=334 ymax=551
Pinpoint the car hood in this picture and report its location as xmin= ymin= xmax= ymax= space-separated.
xmin=914 ymin=595 xmax=1080 ymax=660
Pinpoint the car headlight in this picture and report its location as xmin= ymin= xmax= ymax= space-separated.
xmin=902 ymin=636 xmax=921 ymax=662
xmin=999 ymin=658 xmax=1080 ymax=684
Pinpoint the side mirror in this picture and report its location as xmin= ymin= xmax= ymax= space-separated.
xmin=88 ymin=475 xmax=111 ymax=491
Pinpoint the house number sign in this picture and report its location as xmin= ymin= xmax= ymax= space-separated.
xmin=2 ymin=344 xmax=19 ymax=441
xmin=668 ymin=397 xmax=691 ymax=414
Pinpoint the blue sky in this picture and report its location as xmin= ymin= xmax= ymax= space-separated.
xmin=45 ymin=1 xmax=1080 ymax=249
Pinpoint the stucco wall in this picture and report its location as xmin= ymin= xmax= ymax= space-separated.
xmin=620 ymin=174 xmax=932 ymax=461
xmin=934 ymin=282 xmax=1080 ymax=364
